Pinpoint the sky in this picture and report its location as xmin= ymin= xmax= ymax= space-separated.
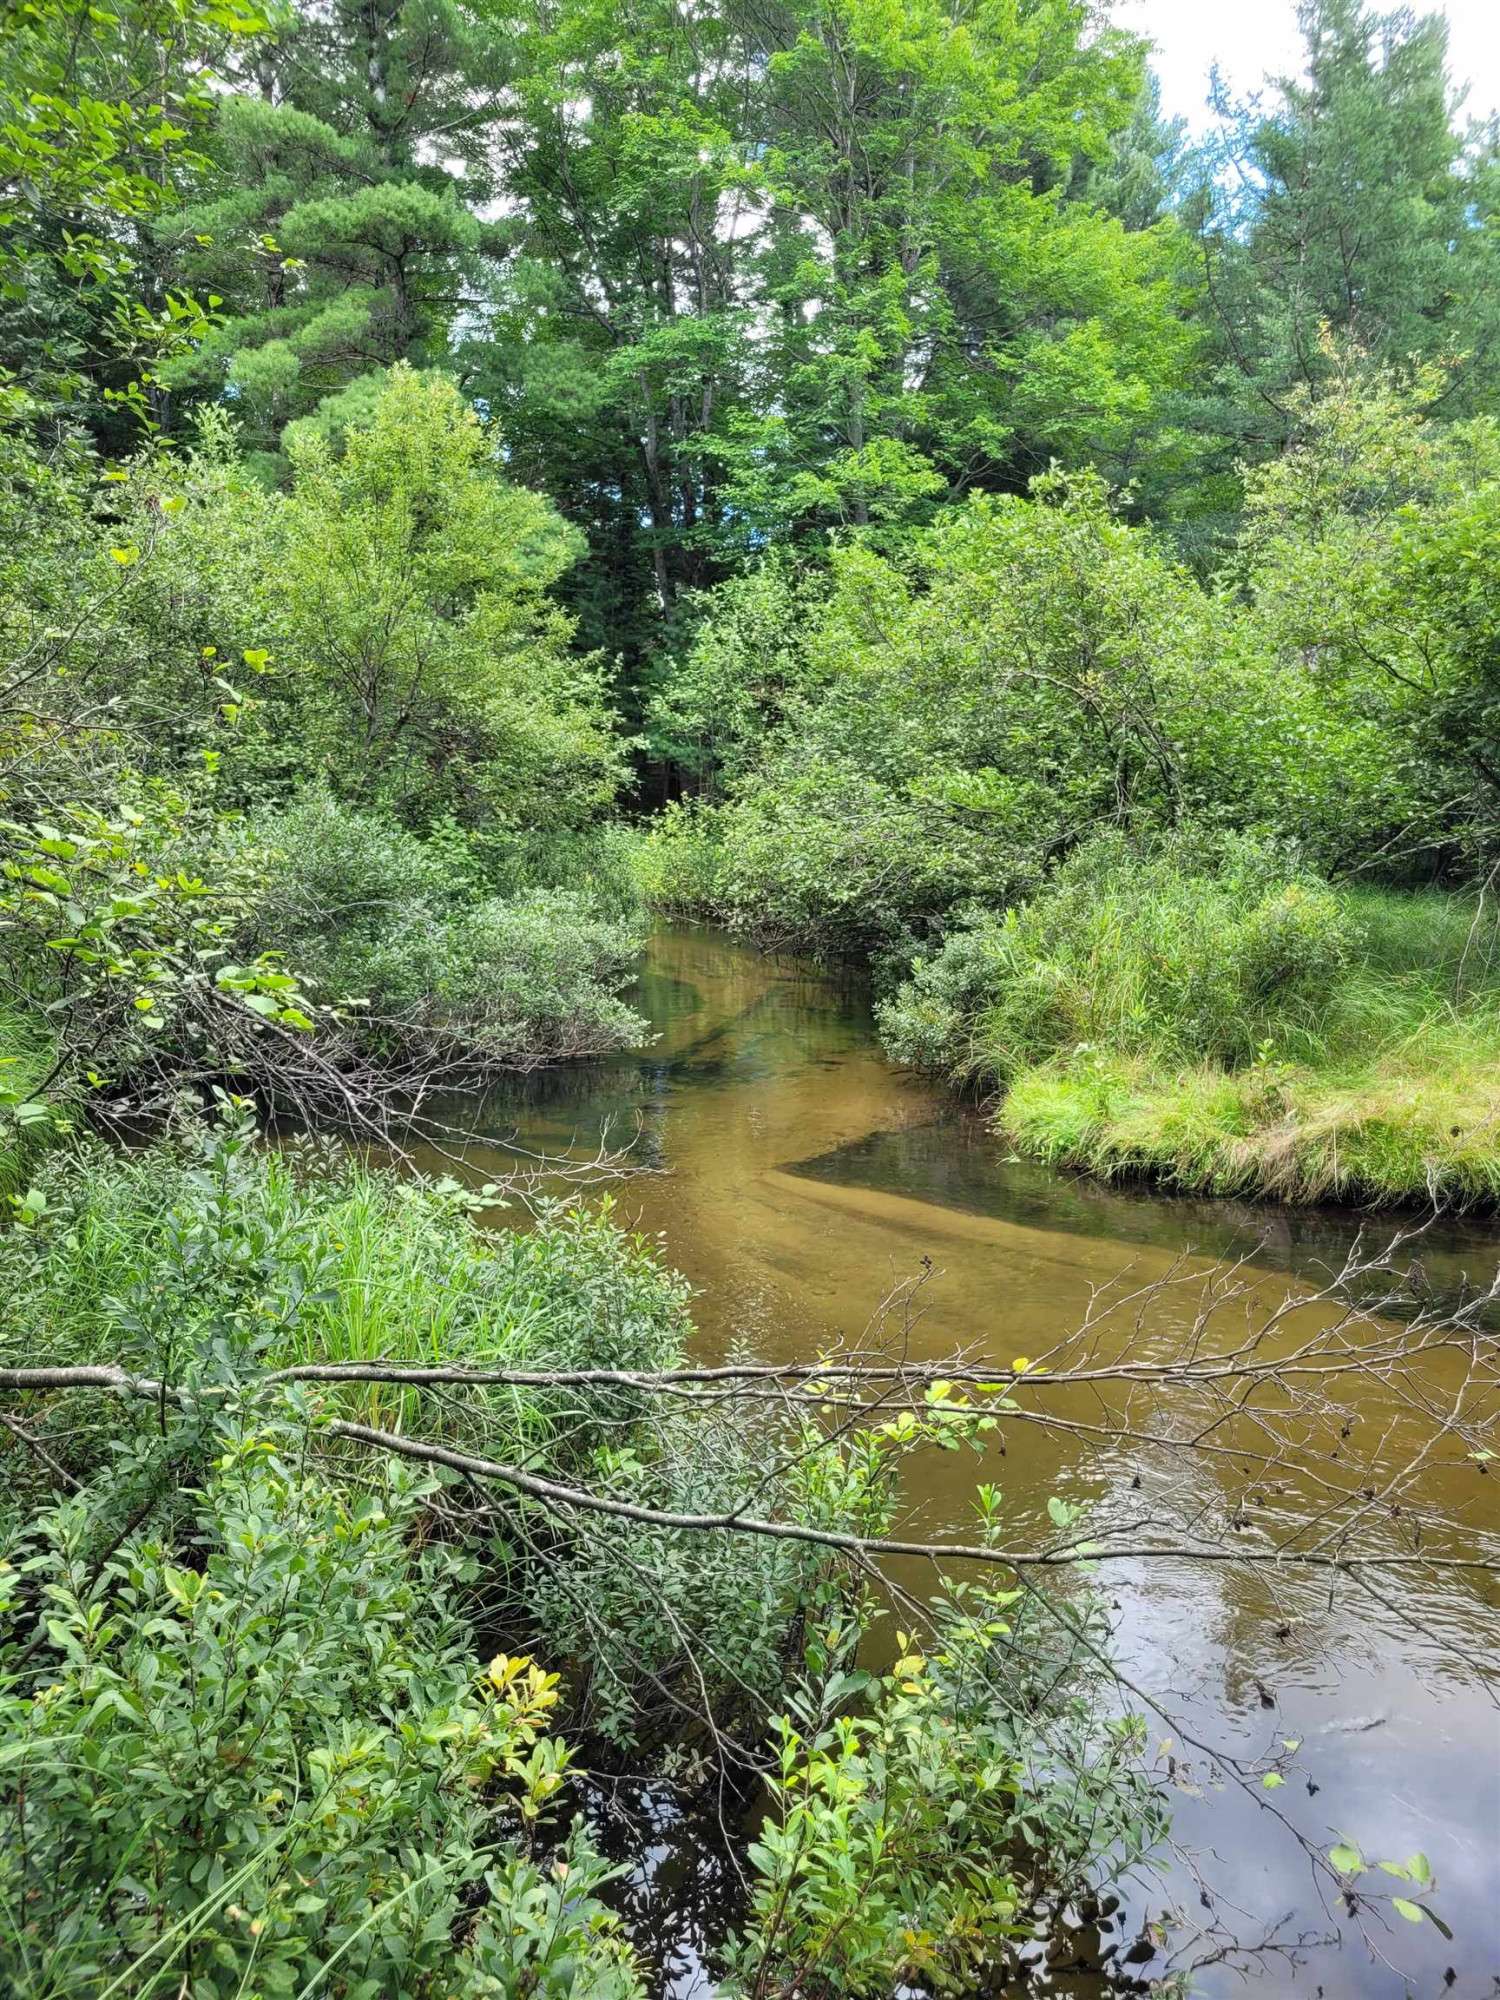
xmin=1121 ymin=0 xmax=1500 ymax=135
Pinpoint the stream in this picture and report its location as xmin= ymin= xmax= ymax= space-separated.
xmin=432 ymin=924 xmax=1500 ymax=1999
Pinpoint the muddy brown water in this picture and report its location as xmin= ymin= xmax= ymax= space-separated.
xmin=430 ymin=925 xmax=1500 ymax=1999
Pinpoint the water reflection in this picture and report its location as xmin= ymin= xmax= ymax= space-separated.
xmin=429 ymin=926 xmax=1500 ymax=2000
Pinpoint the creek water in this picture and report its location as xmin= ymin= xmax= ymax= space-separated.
xmin=439 ymin=924 xmax=1500 ymax=2000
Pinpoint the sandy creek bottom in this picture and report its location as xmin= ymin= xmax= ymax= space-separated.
xmin=416 ymin=925 xmax=1499 ymax=1999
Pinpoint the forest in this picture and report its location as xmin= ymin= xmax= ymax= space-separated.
xmin=0 ymin=0 xmax=1497 ymax=1993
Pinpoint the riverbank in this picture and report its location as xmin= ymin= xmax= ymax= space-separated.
xmin=945 ymin=877 xmax=1500 ymax=1210
xmin=648 ymin=823 xmax=1500 ymax=1212
xmin=1001 ymin=1040 xmax=1500 ymax=1207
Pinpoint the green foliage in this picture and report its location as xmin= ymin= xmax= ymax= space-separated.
xmin=0 ymin=372 xmax=639 ymax=1121
xmin=156 ymin=0 xmax=501 ymax=458
xmin=1224 ymin=354 xmax=1500 ymax=868
xmin=527 ymin=1391 xmax=933 ymax=1756
xmin=643 ymin=559 xmax=825 ymax=790
xmin=879 ymin=836 xmax=1500 ymax=1205
xmin=643 ymin=472 xmax=1218 ymax=960
xmin=271 ymin=367 xmax=621 ymax=829
xmin=239 ymin=790 xmax=647 ymax=1072
xmin=646 ymin=362 xmax=1500 ymax=994
xmin=1187 ymin=0 xmax=1500 ymax=465
xmin=879 ymin=832 xmax=1356 ymax=1082
xmin=631 ymin=801 xmax=732 ymax=919
xmin=462 ymin=0 xmax=1197 ymax=653
xmin=524 ymin=1416 xmax=824 ymax=1753
xmin=0 ymin=1114 xmax=1171 ymax=1993
xmin=726 ymin=1578 xmax=1164 ymax=1999
xmin=9 ymin=370 xmax=620 ymax=834
xmin=0 ymin=1113 xmax=691 ymax=1458
xmin=0 ymin=0 xmax=262 ymax=432
xmin=0 ymin=786 xmax=320 ymax=1127
xmin=1230 ymin=352 xmax=1500 ymax=867
xmin=0 ymin=1428 xmax=642 ymax=1998
xmin=724 ymin=0 xmax=1195 ymax=550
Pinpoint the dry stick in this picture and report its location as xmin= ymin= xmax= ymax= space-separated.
xmin=318 ymin=1418 xmax=1500 ymax=1573
xmin=4 ymin=1332 xmax=1492 ymax=1397
xmin=4 ymin=1362 xmax=1496 ymax=1570
xmin=0 ymin=1410 xmax=81 ymax=1492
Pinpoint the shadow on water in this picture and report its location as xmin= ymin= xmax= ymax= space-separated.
xmin=424 ymin=925 xmax=1500 ymax=2000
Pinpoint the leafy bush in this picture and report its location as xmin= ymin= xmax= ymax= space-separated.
xmin=0 ymin=1116 xmax=1174 ymax=1990
xmin=642 ymin=558 xmax=826 ymax=793
xmin=0 ymin=1115 xmax=693 ymax=1477
xmin=643 ymin=374 xmax=1500 ymax=972
xmin=0 ymin=783 xmax=331 ymax=1145
xmin=271 ymin=367 xmax=625 ymax=831
xmin=879 ymin=833 xmax=1356 ymax=1083
xmin=1230 ymin=358 xmax=1500 ymax=872
xmin=474 ymin=822 xmax=647 ymax=923
xmin=519 ymin=1399 xmax=912 ymax=1754
xmin=0 ymin=1425 xmax=642 ymax=1999
xmin=641 ymin=476 xmax=1223 ymax=961
xmin=42 ymin=375 xmax=626 ymax=839
xmin=632 ymin=800 xmax=733 ymax=920
xmin=239 ymin=789 xmax=648 ymax=1073
xmin=523 ymin=1410 xmax=822 ymax=1751
xmin=725 ymin=1576 xmax=1164 ymax=1999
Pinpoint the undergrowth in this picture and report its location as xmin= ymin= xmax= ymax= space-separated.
xmin=880 ymin=836 xmax=1500 ymax=1207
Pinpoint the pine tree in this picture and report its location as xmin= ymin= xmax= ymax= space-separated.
xmin=156 ymin=0 xmax=499 ymax=465
xmin=1190 ymin=0 xmax=1500 ymax=456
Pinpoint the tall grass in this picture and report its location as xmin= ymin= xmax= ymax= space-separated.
xmin=0 ymin=1125 xmax=693 ymax=1487
xmin=881 ymin=838 xmax=1500 ymax=1208
xmin=0 ymin=1006 xmax=60 ymax=1199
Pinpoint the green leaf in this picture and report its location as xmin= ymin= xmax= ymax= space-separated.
xmin=1390 ymin=1897 xmax=1423 ymax=1923
xmin=1329 ymin=1844 xmax=1363 ymax=1875
xmin=1261 ymin=1772 xmax=1285 ymax=1789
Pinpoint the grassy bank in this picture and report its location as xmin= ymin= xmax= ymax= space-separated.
xmin=879 ymin=845 xmax=1500 ymax=1209
xmin=1003 ymin=1039 xmax=1500 ymax=1208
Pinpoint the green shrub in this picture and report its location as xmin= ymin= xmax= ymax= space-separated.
xmin=879 ymin=832 xmax=1356 ymax=1082
xmin=642 ymin=475 xmax=1214 ymax=958
xmin=0 ymin=1117 xmax=693 ymax=1478
xmin=239 ymin=789 xmax=648 ymax=1073
xmin=473 ymin=821 xmax=647 ymax=922
xmin=519 ymin=1396 xmax=912 ymax=1754
xmin=0 ymin=1425 xmax=642 ymax=1999
xmin=268 ymin=367 xmax=624 ymax=832
xmin=0 ymin=1117 xmax=1173 ymax=1991
xmin=439 ymin=889 xmax=646 ymax=1064
xmin=642 ymin=557 xmax=826 ymax=793
xmin=725 ymin=1576 xmax=1163 ymax=1999
xmin=633 ymin=799 xmax=733 ymax=919
xmin=524 ymin=1409 xmax=821 ymax=1750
